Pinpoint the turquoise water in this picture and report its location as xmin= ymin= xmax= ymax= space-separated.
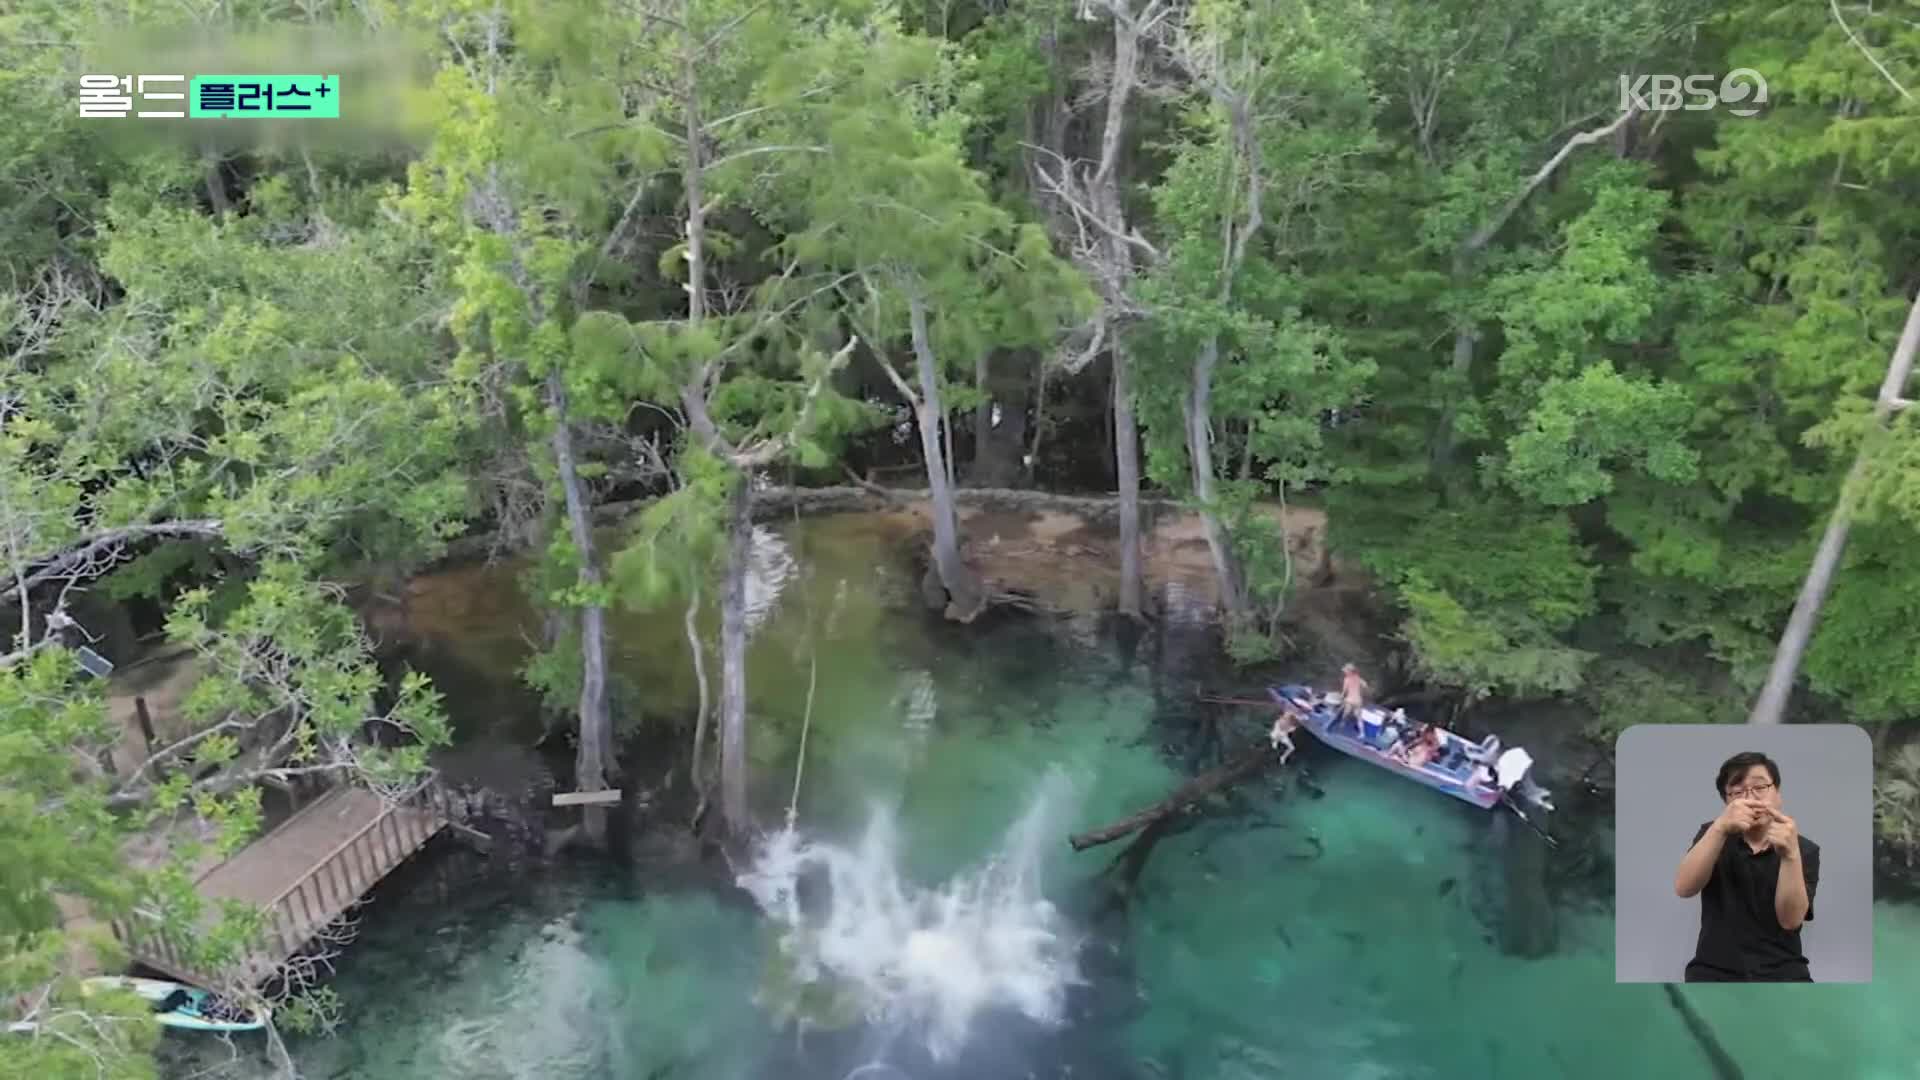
xmin=218 ymin=518 xmax=1920 ymax=1079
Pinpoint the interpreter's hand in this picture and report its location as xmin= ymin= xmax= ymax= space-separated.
xmin=1714 ymin=799 xmax=1765 ymax=836
xmin=1762 ymin=808 xmax=1799 ymax=858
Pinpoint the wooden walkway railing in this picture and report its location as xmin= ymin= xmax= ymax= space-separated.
xmin=112 ymin=781 xmax=468 ymax=987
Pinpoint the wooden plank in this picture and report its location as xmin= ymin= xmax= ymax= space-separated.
xmin=147 ymin=784 xmax=461 ymax=988
xmin=328 ymin=858 xmax=349 ymax=908
xmin=552 ymin=789 xmax=622 ymax=807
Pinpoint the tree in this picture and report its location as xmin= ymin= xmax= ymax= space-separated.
xmin=394 ymin=2 xmax=638 ymax=843
xmin=3 ymin=162 xmax=464 ymax=807
xmin=1300 ymin=0 xmax=1711 ymax=697
xmin=797 ymin=47 xmax=1089 ymax=619
xmin=1 ymin=23 xmax=461 ymax=1059
xmin=1602 ymin=0 xmax=1920 ymax=715
xmin=417 ymin=0 xmax=900 ymax=838
xmin=1029 ymin=0 xmax=1171 ymax=618
xmin=609 ymin=450 xmax=731 ymax=816
xmin=1748 ymin=293 xmax=1919 ymax=723
xmin=1128 ymin=0 xmax=1374 ymax=645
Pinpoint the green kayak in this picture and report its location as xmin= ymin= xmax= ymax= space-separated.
xmin=82 ymin=976 xmax=269 ymax=1034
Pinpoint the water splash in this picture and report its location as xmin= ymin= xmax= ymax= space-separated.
xmin=737 ymin=771 xmax=1083 ymax=1062
xmin=744 ymin=525 xmax=797 ymax=637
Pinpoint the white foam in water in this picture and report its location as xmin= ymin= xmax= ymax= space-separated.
xmin=737 ymin=770 xmax=1083 ymax=1062
xmin=744 ymin=525 xmax=796 ymax=637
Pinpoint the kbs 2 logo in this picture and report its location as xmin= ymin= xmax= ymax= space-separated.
xmin=1617 ymin=69 xmax=1768 ymax=117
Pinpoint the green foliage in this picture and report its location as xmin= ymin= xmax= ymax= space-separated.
xmin=1499 ymin=362 xmax=1699 ymax=506
xmin=612 ymin=449 xmax=735 ymax=612
xmin=166 ymin=566 xmax=452 ymax=793
xmin=1397 ymin=574 xmax=1592 ymax=698
xmin=6 ymin=0 xmax=1920 ymax=1067
xmin=0 ymin=650 xmax=127 ymax=936
xmin=1 ymin=14 xmax=465 ymax=1064
xmin=1339 ymin=496 xmax=1599 ymax=697
xmin=1576 ymin=657 xmax=1734 ymax=738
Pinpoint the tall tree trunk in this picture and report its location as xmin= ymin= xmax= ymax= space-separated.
xmin=1748 ymin=291 xmax=1920 ymax=724
xmin=1114 ymin=340 xmax=1145 ymax=617
xmin=674 ymin=35 xmax=761 ymax=838
xmin=1432 ymin=307 xmax=1479 ymax=477
xmin=1188 ymin=337 xmax=1248 ymax=617
xmin=547 ymin=371 xmax=612 ymax=845
xmin=942 ymin=399 xmax=959 ymax=493
xmin=685 ymin=581 xmax=711 ymax=814
xmin=1091 ymin=4 xmax=1151 ymax=619
xmin=1027 ymin=357 xmax=1052 ymax=484
xmin=1179 ymin=87 xmax=1264 ymax=627
xmin=718 ymin=474 xmax=753 ymax=831
xmin=972 ymin=352 xmax=993 ymax=471
xmin=909 ymin=297 xmax=987 ymax=621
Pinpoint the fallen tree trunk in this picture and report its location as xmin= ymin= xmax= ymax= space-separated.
xmin=1069 ymin=740 xmax=1283 ymax=851
xmin=1747 ymin=290 xmax=1920 ymax=725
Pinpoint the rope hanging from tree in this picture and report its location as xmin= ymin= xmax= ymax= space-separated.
xmin=786 ymin=459 xmax=820 ymax=830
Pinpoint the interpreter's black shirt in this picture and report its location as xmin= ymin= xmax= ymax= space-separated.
xmin=1684 ymin=822 xmax=1820 ymax=982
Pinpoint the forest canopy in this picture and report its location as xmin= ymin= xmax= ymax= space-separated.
xmin=3 ymin=0 xmax=1919 ymax=1074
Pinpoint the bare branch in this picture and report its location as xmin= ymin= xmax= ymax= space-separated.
xmin=1025 ymin=145 xmax=1164 ymax=268
xmin=22 ymin=519 xmax=225 ymax=592
xmin=836 ymin=280 xmax=902 ymax=390
xmin=869 ymin=336 xmax=921 ymax=405
xmin=704 ymin=143 xmax=830 ymax=175
xmin=1831 ymin=0 xmax=1915 ymax=101
xmin=1457 ymin=108 xmax=1642 ymax=262
xmin=705 ymin=84 xmax=836 ymax=131
xmin=1055 ymin=315 xmax=1108 ymax=376
xmin=729 ymin=336 xmax=860 ymax=468
xmin=700 ymin=0 xmax=774 ymax=56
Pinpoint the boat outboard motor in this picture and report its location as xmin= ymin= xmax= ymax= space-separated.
xmin=1494 ymin=748 xmax=1555 ymax=813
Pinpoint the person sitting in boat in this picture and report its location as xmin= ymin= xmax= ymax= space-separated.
xmin=1407 ymin=725 xmax=1444 ymax=768
xmin=1338 ymin=663 xmax=1370 ymax=732
xmin=1269 ymin=705 xmax=1302 ymax=765
xmin=1468 ymin=763 xmax=1496 ymax=790
xmin=1391 ymin=723 xmax=1442 ymax=767
xmin=1375 ymin=715 xmax=1402 ymax=755
xmin=1386 ymin=721 xmax=1420 ymax=762
xmin=1380 ymin=707 xmax=1409 ymax=748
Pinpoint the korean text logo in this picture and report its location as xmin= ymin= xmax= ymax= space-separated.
xmin=79 ymin=75 xmax=340 ymax=119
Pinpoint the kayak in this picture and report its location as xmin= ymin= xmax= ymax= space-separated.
xmin=82 ymin=976 xmax=269 ymax=1033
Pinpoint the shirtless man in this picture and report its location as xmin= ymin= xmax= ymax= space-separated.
xmin=1339 ymin=663 xmax=1370 ymax=733
xmin=1269 ymin=705 xmax=1302 ymax=765
xmin=1407 ymin=725 xmax=1443 ymax=768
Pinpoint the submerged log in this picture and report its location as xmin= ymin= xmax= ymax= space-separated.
xmin=1662 ymin=985 xmax=1746 ymax=1080
xmin=1069 ymin=740 xmax=1284 ymax=851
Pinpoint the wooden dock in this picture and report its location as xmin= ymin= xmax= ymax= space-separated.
xmin=112 ymin=783 xmax=467 ymax=986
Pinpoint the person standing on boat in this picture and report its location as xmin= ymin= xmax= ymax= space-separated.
xmin=1673 ymin=751 xmax=1820 ymax=982
xmin=1338 ymin=663 xmax=1370 ymax=733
